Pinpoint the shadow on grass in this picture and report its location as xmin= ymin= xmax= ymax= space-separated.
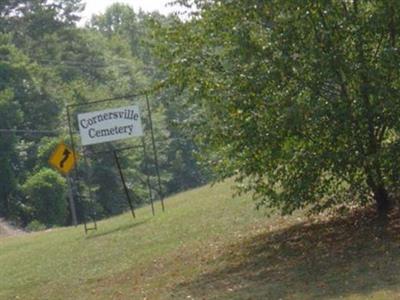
xmin=176 ymin=208 xmax=400 ymax=299
xmin=85 ymin=219 xmax=149 ymax=239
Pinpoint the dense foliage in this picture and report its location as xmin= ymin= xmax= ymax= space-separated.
xmin=0 ymin=0 xmax=209 ymax=228
xmin=22 ymin=168 xmax=67 ymax=226
xmin=156 ymin=0 xmax=400 ymax=216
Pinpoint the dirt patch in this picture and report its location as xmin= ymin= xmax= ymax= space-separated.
xmin=0 ymin=218 xmax=25 ymax=237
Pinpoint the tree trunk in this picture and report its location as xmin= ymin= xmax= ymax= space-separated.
xmin=373 ymin=185 xmax=390 ymax=218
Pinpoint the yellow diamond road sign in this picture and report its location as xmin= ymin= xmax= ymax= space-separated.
xmin=49 ymin=143 xmax=77 ymax=175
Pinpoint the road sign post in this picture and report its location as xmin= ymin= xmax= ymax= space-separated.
xmin=49 ymin=143 xmax=78 ymax=227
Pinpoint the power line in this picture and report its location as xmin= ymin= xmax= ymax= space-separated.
xmin=0 ymin=129 xmax=59 ymax=135
xmin=0 ymin=54 xmax=128 ymax=69
xmin=0 ymin=54 xmax=157 ymax=71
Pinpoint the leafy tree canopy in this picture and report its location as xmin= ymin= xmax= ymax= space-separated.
xmin=155 ymin=0 xmax=400 ymax=217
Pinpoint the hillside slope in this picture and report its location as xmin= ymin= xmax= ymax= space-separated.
xmin=1 ymin=181 xmax=400 ymax=300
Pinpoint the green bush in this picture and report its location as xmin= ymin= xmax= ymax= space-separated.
xmin=22 ymin=168 xmax=67 ymax=226
xmin=26 ymin=220 xmax=46 ymax=232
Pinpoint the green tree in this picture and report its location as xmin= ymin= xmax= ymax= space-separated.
xmin=22 ymin=168 xmax=67 ymax=226
xmin=0 ymin=0 xmax=210 ymax=226
xmin=0 ymin=89 xmax=21 ymax=216
xmin=0 ymin=39 xmax=30 ymax=217
xmin=156 ymin=1 xmax=400 ymax=217
xmin=0 ymin=0 xmax=84 ymax=225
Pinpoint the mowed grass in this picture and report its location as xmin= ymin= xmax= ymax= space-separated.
xmin=1 ymin=180 xmax=400 ymax=300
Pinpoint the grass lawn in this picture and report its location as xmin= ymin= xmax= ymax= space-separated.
xmin=1 ymin=180 xmax=400 ymax=299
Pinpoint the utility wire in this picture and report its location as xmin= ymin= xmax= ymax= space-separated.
xmin=0 ymin=129 xmax=59 ymax=135
xmin=0 ymin=55 xmax=129 ymax=69
xmin=0 ymin=54 xmax=157 ymax=71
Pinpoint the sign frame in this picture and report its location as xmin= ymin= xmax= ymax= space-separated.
xmin=66 ymin=93 xmax=165 ymax=234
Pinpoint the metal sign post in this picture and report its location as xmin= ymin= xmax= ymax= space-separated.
xmin=142 ymin=137 xmax=155 ymax=216
xmin=82 ymin=152 xmax=97 ymax=232
xmin=113 ymin=150 xmax=136 ymax=219
xmin=145 ymin=93 xmax=165 ymax=212
xmin=49 ymin=142 xmax=79 ymax=227
xmin=67 ymin=105 xmax=91 ymax=233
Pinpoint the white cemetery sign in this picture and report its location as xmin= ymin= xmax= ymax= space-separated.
xmin=77 ymin=105 xmax=143 ymax=146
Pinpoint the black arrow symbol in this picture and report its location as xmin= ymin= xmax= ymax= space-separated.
xmin=60 ymin=149 xmax=71 ymax=168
